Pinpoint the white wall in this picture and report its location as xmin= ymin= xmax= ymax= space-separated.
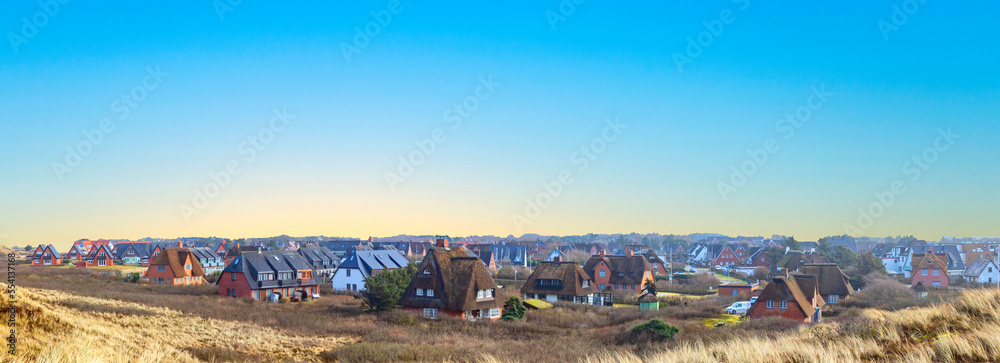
xmin=330 ymin=268 xmax=366 ymax=291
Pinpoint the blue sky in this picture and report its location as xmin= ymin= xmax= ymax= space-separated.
xmin=1 ymin=1 xmax=998 ymax=247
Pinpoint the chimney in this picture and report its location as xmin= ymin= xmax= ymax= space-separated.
xmin=435 ymin=238 xmax=449 ymax=248
xmin=552 ymin=256 xmax=562 ymax=263
xmin=627 ymin=250 xmax=633 ymax=257
xmin=368 ymin=236 xmax=374 ymax=243
xmin=599 ymin=250 xmax=606 ymax=257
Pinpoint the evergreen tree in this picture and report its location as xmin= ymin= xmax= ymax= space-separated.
xmin=501 ymin=296 xmax=526 ymax=321
xmin=361 ymin=263 xmax=419 ymax=312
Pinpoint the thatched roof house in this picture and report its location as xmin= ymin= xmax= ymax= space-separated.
xmin=400 ymin=238 xmax=503 ymax=320
xmin=521 ymin=257 xmax=598 ymax=304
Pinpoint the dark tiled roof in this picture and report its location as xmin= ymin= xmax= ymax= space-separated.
xmin=582 ymin=254 xmax=653 ymax=285
xmin=963 ymin=259 xmax=996 ymax=277
xmin=338 ymin=248 xmax=409 ymax=278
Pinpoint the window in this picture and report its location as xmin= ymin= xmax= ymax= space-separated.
xmin=599 ymin=283 xmax=606 ymax=291
xmin=487 ymin=307 xmax=500 ymax=319
xmin=157 ymin=265 xmax=165 ymax=271
xmin=933 ymin=269 xmax=939 ymax=276
xmin=98 ymin=259 xmax=106 ymax=266
xmin=346 ymin=269 xmax=351 ymax=277
xmin=185 ymin=264 xmax=192 ymax=270
xmin=766 ymin=300 xmax=775 ymax=309
xmin=922 ymin=269 xmax=928 ymax=276
xmin=599 ymin=270 xmax=606 ymax=278
xmin=582 ymin=280 xmax=590 ymax=288
xmin=779 ymin=301 xmax=787 ymax=309
xmin=253 ymin=291 xmax=259 ymax=300
xmin=485 ymin=289 xmax=492 ymax=298
xmin=157 ymin=277 xmax=164 ymax=284
xmin=427 ymin=289 xmax=434 ymax=297
xmin=416 ymin=288 xmax=424 ymax=296
xmin=231 ymin=273 xmax=236 ymax=281
xmin=423 ymin=308 xmax=438 ymax=319
xmin=933 ymin=281 xmax=941 ymax=287
xmin=423 ymin=269 xmax=430 ymax=275
xmin=477 ymin=290 xmax=484 ymax=299
xmin=227 ymin=288 xmax=231 ymax=296
xmin=828 ymin=295 xmax=839 ymax=304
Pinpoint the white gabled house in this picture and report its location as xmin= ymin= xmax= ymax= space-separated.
xmin=330 ymin=248 xmax=409 ymax=292
xmin=963 ymin=259 xmax=999 ymax=285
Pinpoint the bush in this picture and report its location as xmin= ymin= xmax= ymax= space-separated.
xmin=842 ymin=272 xmax=916 ymax=310
xmin=620 ymin=319 xmax=679 ymax=344
xmin=122 ymin=272 xmax=141 ymax=283
xmin=501 ymin=296 xmax=526 ymax=321
xmin=362 ymin=263 xmax=418 ymax=312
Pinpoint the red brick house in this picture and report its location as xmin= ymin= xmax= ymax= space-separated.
xmin=582 ymin=250 xmax=654 ymax=293
xmin=643 ymin=250 xmax=669 ymax=275
xmin=400 ymin=239 xmax=503 ymax=320
xmin=747 ymin=247 xmax=775 ymax=267
xmin=734 ymin=245 xmax=748 ymax=261
xmin=29 ymin=245 xmax=62 ymax=266
xmin=712 ymin=245 xmax=742 ymax=268
xmin=217 ymin=251 xmax=319 ymax=301
xmin=145 ymin=248 xmax=206 ymax=286
xmin=65 ymin=245 xmax=87 ymax=260
xmin=745 ymin=274 xmax=825 ymax=322
xmin=76 ymin=244 xmax=115 ymax=267
xmin=911 ymin=249 xmax=949 ymax=288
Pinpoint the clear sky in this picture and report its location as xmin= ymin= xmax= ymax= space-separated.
xmin=2 ymin=1 xmax=998 ymax=249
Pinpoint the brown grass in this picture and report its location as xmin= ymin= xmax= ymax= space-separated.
xmin=13 ymin=265 xmax=1000 ymax=362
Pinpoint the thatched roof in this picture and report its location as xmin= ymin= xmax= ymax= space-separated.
xmin=149 ymin=248 xmax=205 ymax=278
xmin=521 ymin=261 xmax=598 ymax=296
xmin=755 ymin=275 xmax=824 ymax=317
xmin=799 ymin=263 xmax=855 ymax=297
xmin=400 ymin=246 xmax=501 ymax=312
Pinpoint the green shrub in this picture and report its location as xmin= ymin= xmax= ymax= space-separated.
xmin=624 ymin=319 xmax=679 ymax=344
xmin=501 ymin=296 xmax=526 ymax=321
xmin=122 ymin=272 xmax=141 ymax=283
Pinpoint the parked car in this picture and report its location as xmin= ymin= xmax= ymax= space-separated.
xmin=749 ymin=296 xmax=758 ymax=305
xmin=687 ymin=267 xmax=696 ymax=273
xmin=725 ymin=301 xmax=752 ymax=316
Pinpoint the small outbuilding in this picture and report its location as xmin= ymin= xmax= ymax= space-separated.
xmin=912 ymin=282 xmax=929 ymax=298
xmin=638 ymin=293 xmax=659 ymax=311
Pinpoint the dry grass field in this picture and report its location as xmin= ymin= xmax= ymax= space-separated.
xmin=8 ymin=265 xmax=1000 ymax=362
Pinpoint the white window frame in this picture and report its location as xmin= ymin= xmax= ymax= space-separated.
xmin=427 ymin=289 xmax=434 ymax=297
xmin=828 ymin=295 xmax=838 ymax=304
xmin=766 ymin=300 xmax=775 ymax=309
xmin=416 ymin=288 xmax=424 ymax=296
xmin=779 ymin=301 xmax=788 ymax=309
xmin=423 ymin=308 xmax=438 ymax=319
xmin=477 ymin=290 xmax=484 ymax=299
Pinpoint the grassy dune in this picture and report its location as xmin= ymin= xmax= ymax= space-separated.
xmin=2 ymin=283 xmax=356 ymax=362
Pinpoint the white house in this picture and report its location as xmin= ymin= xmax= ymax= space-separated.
xmin=963 ymin=259 xmax=1000 ymax=285
xmin=545 ymin=248 xmax=564 ymax=262
xmin=330 ymin=248 xmax=408 ymax=292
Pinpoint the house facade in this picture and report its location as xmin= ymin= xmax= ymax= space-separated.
xmin=963 ymin=259 xmax=999 ymax=285
xmin=399 ymin=239 xmax=503 ymax=320
xmin=745 ymin=275 xmax=824 ymax=322
xmin=521 ymin=257 xmax=598 ymax=304
xmin=643 ymin=250 xmax=669 ymax=275
xmin=76 ymin=245 xmax=115 ymax=267
xmin=216 ymin=251 xmax=319 ymax=301
xmin=330 ymin=248 xmax=409 ymax=292
xmin=29 ymin=245 xmax=62 ymax=266
xmin=145 ymin=248 xmax=206 ymax=286
xmin=113 ymin=242 xmax=155 ymax=265
xmin=910 ymin=250 xmax=950 ymax=288
xmin=582 ymin=250 xmax=654 ymax=293
xmin=190 ymin=247 xmax=225 ymax=274
xmin=297 ymin=246 xmax=340 ymax=279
